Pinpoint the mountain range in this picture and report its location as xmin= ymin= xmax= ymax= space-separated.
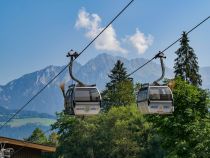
xmin=0 ymin=53 xmax=209 ymax=115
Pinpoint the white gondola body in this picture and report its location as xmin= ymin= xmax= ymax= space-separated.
xmin=138 ymin=101 xmax=174 ymax=114
xmin=66 ymin=86 xmax=101 ymax=116
xmin=137 ymin=85 xmax=174 ymax=114
xmin=74 ymin=102 xmax=101 ymax=116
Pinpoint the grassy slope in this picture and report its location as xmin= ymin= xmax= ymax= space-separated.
xmin=3 ymin=118 xmax=56 ymax=127
xmin=0 ymin=117 xmax=56 ymax=139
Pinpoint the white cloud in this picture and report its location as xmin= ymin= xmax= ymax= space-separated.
xmin=75 ymin=8 xmax=127 ymax=54
xmin=128 ymin=28 xmax=154 ymax=54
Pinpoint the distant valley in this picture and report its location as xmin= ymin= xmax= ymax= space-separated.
xmin=0 ymin=106 xmax=55 ymax=139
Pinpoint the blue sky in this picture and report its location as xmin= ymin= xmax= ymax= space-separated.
xmin=0 ymin=0 xmax=209 ymax=85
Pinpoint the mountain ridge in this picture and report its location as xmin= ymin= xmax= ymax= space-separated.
xmin=0 ymin=53 xmax=209 ymax=115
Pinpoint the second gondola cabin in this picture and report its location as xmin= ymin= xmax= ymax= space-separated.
xmin=137 ymin=84 xmax=174 ymax=114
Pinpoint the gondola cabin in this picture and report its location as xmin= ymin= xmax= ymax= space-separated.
xmin=66 ymin=85 xmax=101 ymax=116
xmin=137 ymin=85 xmax=174 ymax=114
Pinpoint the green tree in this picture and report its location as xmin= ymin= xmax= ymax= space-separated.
xmin=52 ymin=113 xmax=95 ymax=158
xmin=148 ymin=78 xmax=210 ymax=157
xmin=53 ymin=106 xmax=161 ymax=158
xmin=134 ymin=82 xmax=141 ymax=93
xmin=26 ymin=128 xmax=48 ymax=145
xmin=48 ymin=132 xmax=59 ymax=146
xmin=103 ymin=60 xmax=135 ymax=108
xmin=107 ymin=60 xmax=128 ymax=85
xmin=174 ymin=31 xmax=202 ymax=86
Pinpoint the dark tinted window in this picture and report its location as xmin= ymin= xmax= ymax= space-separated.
xmin=75 ymin=88 xmax=100 ymax=101
xmin=66 ymin=88 xmax=74 ymax=102
xmin=75 ymin=88 xmax=90 ymax=101
xmin=90 ymin=88 xmax=101 ymax=101
xmin=137 ymin=88 xmax=148 ymax=102
xmin=149 ymin=87 xmax=172 ymax=101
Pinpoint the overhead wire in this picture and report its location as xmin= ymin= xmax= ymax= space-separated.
xmin=1 ymin=3 xmax=209 ymax=155
xmin=0 ymin=66 xmax=68 ymax=131
xmin=76 ymin=0 xmax=134 ymax=59
xmin=127 ymin=16 xmax=210 ymax=77
xmin=0 ymin=0 xmax=134 ymax=132
xmin=4 ymin=0 xmax=136 ymax=155
xmin=11 ymin=15 xmax=210 ymax=157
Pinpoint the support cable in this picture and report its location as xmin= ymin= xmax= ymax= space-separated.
xmin=0 ymin=0 xmax=134 ymax=131
xmin=127 ymin=16 xmax=210 ymax=77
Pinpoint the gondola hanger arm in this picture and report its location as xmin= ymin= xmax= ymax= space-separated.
xmin=153 ymin=51 xmax=166 ymax=85
xmin=67 ymin=50 xmax=85 ymax=87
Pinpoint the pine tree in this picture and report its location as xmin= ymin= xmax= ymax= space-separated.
xmin=48 ymin=132 xmax=59 ymax=146
xmin=25 ymin=128 xmax=48 ymax=145
xmin=174 ymin=31 xmax=202 ymax=86
xmin=103 ymin=60 xmax=135 ymax=108
xmin=107 ymin=60 xmax=128 ymax=87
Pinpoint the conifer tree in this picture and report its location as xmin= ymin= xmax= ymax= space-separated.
xmin=26 ymin=128 xmax=48 ymax=144
xmin=174 ymin=31 xmax=202 ymax=86
xmin=103 ymin=60 xmax=135 ymax=108
xmin=107 ymin=60 xmax=127 ymax=86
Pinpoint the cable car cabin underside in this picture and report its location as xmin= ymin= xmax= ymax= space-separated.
xmin=137 ymin=85 xmax=174 ymax=115
xmin=73 ymin=102 xmax=100 ymax=116
xmin=66 ymin=86 xmax=101 ymax=116
xmin=138 ymin=100 xmax=174 ymax=114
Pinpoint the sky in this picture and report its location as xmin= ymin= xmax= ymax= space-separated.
xmin=0 ymin=0 xmax=209 ymax=85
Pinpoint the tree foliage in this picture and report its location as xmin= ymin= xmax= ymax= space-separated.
xmin=148 ymin=78 xmax=210 ymax=157
xmin=103 ymin=60 xmax=135 ymax=108
xmin=26 ymin=128 xmax=58 ymax=146
xmin=48 ymin=132 xmax=59 ymax=146
xmin=53 ymin=49 xmax=210 ymax=158
xmin=53 ymin=106 xmax=164 ymax=158
xmin=174 ymin=32 xmax=202 ymax=86
xmin=25 ymin=127 xmax=48 ymax=145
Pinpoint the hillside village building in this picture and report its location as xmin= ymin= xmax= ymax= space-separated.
xmin=0 ymin=136 xmax=55 ymax=158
